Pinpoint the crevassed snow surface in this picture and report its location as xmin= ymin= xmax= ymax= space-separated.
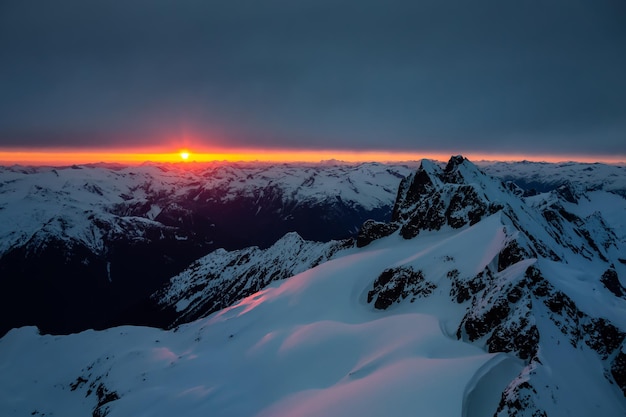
xmin=1 ymin=219 xmax=526 ymax=417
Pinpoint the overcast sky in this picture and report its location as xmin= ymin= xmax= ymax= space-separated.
xmin=0 ymin=1 xmax=625 ymax=156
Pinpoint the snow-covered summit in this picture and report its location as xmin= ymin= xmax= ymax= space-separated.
xmin=1 ymin=156 xmax=626 ymax=416
xmin=362 ymin=156 xmax=626 ymax=415
xmin=149 ymin=156 xmax=626 ymax=415
xmin=361 ymin=156 xmax=623 ymax=261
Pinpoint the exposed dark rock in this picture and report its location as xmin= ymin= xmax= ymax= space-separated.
xmin=92 ymin=383 xmax=119 ymax=417
xmin=555 ymin=182 xmax=579 ymax=204
xmin=358 ymin=157 xmax=626 ymax=412
xmin=542 ymin=208 xmax=562 ymax=232
xmin=544 ymin=290 xmax=578 ymax=316
xmin=487 ymin=320 xmax=539 ymax=361
xmin=444 ymin=154 xmax=466 ymax=175
xmin=583 ymin=318 xmax=626 ymax=360
xmin=523 ymin=268 xmax=583 ymax=346
xmin=611 ymin=349 xmax=626 ymax=397
xmin=495 ymin=378 xmax=548 ymax=417
xmin=389 ymin=157 xmax=500 ymax=240
xmin=69 ymin=376 xmax=88 ymax=391
xmin=498 ymin=240 xmax=531 ymax=272
xmin=398 ymin=193 xmax=446 ymax=238
xmin=556 ymin=207 xmax=580 ymax=223
xmin=391 ymin=168 xmax=435 ymax=222
xmin=578 ymin=227 xmax=608 ymax=262
xmin=445 ymin=186 xmax=488 ymax=228
xmin=356 ymin=220 xmax=399 ymax=248
xmin=450 ymin=269 xmax=488 ymax=304
xmin=504 ymin=181 xmax=526 ymax=197
xmin=460 ymin=297 xmax=511 ymax=342
xmin=458 ymin=266 xmax=569 ymax=363
xmin=367 ymin=267 xmax=435 ymax=310
xmin=600 ymin=268 xmax=626 ymax=298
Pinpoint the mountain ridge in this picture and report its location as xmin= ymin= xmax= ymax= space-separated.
xmin=1 ymin=156 xmax=626 ymax=416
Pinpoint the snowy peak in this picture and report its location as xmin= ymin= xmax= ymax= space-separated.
xmin=391 ymin=155 xmax=504 ymax=239
xmin=364 ymin=155 xmax=622 ymax=268
xmin=360 ymin=157 xmax=626 ymax=415
xmin=1 ymin=157 xmax=626 ymax=417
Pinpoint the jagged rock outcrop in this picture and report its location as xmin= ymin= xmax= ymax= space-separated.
xmin=363 ymin=155 xmax=626 ymax=415
xmin=387 ymin=156 xmax=504 ymax=240
xmin=356 ymin=220 xmax=399 ymax=247
xmin=1 ymin=156 xmax=625 ymax=417
xmin=601 ymin=268 xmax=626 ymax=299
xmin=367 ymin=266 xmax=436 ymax=309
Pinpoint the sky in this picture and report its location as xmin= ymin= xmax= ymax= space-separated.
xmin=0 ymin=1 xmax=625 ymax=163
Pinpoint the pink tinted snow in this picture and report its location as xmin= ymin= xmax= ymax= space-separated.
xmin=152 ymin=347 xmax=178 ymax=362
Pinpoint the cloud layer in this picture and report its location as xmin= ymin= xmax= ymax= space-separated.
xmin=1 ymin=1 xmax=625 ymax=155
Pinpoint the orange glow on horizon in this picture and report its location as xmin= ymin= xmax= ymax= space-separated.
xmin=0 ymin=148 xmax=624 ymax=166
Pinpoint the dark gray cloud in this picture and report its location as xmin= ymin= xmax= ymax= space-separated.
xmin=1 ymin=0 xmax=625 ymax=155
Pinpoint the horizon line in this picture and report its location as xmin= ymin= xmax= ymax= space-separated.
xmin=0 ymin=148 xmax=624 ymax=166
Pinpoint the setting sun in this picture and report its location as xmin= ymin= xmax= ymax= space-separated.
xmin=180 ymin=150 xmax=190 ymax=161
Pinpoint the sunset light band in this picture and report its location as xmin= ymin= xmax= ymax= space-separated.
xmin=0 ymin=149 xmax=623 ymax=166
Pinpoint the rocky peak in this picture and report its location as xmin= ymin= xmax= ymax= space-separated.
xmin=362 ymin=156 xmax=626 ymax=415
xmin=363 ymin=155 xmax=620 ymax=268
xmin=388 ymin=156 xmax=503 ymax=239
xmin=442 ymin=154 xmax=483 ymax=184
xmin=554 ymin=181 xmax=582 ymax=204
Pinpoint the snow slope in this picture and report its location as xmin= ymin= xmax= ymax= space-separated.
xmin=0 ymin=225 xmax=524 ymax=417
xmin=1 ymin=156 xmax=625 ymax=416
xmin=154 ymin=232 xmax=353 ymax=327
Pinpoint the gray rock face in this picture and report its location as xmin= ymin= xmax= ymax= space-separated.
xmin=356 ymin=220 xmax=399 ymax=248
xmin=367 ymin=267 xmax=436 ymax=309
xmin=389 ymin=156 xmax=503 ymax=240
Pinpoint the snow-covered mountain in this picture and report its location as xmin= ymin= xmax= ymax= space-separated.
xmin=3 ymin=156 xmax=622 ymax=416
xmin=360 ymin=156 xmax=626 ymax=415
xmin=0 ymin=162 xmax=412 ymax=256
xmin=153 ymin=232 xmax=353 ymax=328
xmin=0 ymin=162 xmax=412 ymax=335
xmin=1 ymin=157 xmax=624 ymax=348
xmin=480 ymin=160 xmax=626 ymax=196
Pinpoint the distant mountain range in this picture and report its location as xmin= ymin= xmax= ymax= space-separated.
xmin=1 ymin=156 xmax=625 ymax=417
xmin=0 ymin=162 xmax=410 ymax=334
xmin=0 ymin=160 xmax=624 ymax=336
